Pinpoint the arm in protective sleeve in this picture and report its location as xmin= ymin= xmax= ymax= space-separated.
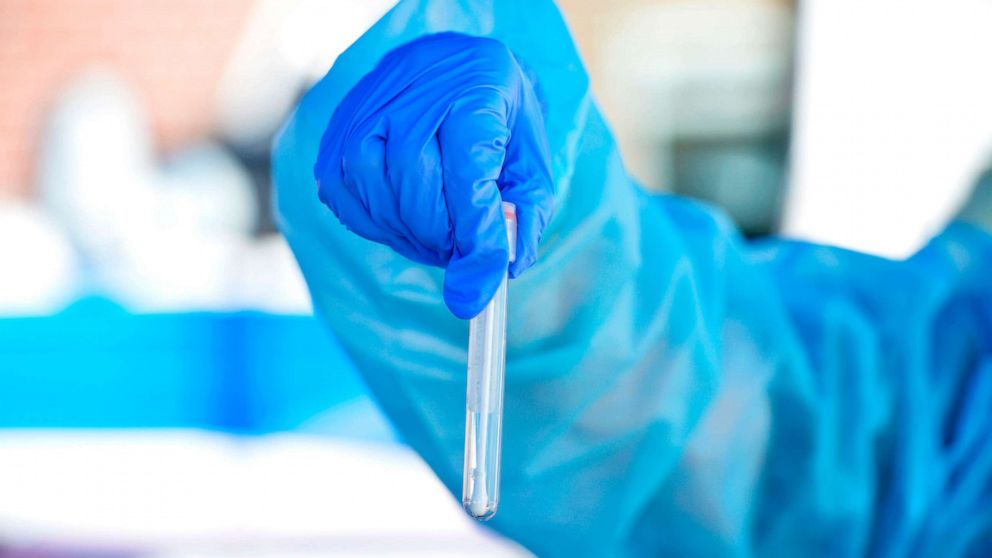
xmin=273 ymin=1 xmax=992 ymax=556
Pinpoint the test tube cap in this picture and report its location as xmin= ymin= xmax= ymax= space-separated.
xmin=502 ymin=201 xmax=517 ymax=263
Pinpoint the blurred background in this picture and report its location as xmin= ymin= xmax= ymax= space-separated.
xmin=1 ymin=0 xmax=991 ymax=556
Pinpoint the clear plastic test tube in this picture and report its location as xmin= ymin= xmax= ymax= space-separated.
xmin=462 ymin=201 xmax=516 ymax=521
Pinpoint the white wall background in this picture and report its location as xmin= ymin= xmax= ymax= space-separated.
xmin=784 ymin=0 xmax=992 ymax=258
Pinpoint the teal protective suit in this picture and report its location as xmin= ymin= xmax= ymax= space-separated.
xmin=273 ymin=1 xmax=992 ymax=555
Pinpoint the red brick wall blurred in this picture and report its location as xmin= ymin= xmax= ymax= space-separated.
xmin=0 ymin=0 xmax=254 ymax=197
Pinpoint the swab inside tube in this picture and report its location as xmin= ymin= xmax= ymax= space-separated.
xmin=462 ymin=201 xmax=516 ymax=521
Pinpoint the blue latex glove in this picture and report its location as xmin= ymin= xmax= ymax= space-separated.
xmin=312 ymin=33 xmax=553 ymax=319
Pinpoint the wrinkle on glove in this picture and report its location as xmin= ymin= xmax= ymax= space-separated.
xmin=274 ymin=1 xmax=992 ymax=556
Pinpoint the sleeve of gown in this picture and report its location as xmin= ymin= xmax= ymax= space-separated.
xmin=272 ymin=1 xmax=992 ymax=556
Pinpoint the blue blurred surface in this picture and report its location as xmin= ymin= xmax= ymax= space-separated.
xmin=0 ymin=298 xmax=372 ymax=433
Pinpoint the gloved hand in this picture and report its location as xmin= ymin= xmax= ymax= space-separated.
xmin=313 ymin=33 xmax=554 ymax=319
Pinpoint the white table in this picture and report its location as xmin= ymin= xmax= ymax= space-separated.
xmin=0 ymin=430 xmax=529 ymax=557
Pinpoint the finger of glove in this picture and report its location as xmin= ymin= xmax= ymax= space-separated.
xmin=438 ymin=88 xmax=512 ymax=319
xmin=341 ymin=121 xmax=439 ymax=267
xmin=322 ymin=175 xmax=425 ymax=263
xmin=385 ymin=113 xmax=453 ymax=268
xmin=498 ymin=79 xmax=554 ymax=278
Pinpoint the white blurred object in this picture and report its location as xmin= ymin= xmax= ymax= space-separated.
xmin=37 ymin=71 xmax=159 ymax=269
xmin=785 ymin=0 xmax=992 ymax=258
xmin=230 ymin=234 xmax=313 ymax=314
xmin=159 ymin=143 xmax=257 ymax=238
xmin=0 ymin=201 xmax=78 ymax=315
xmin=215 ymin=0 xmax=395 ymax=152
xmin=35 ymin=71 xmax=311 ymax=314
xmin=597 ymin=0 xmax=794 ymax=191
xmin=0 ymin=430 xmax=528 ymax=557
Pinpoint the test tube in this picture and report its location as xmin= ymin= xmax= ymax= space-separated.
xmin=462 ymin=201 xmax=517 ymax=521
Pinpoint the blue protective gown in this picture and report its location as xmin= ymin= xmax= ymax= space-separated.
xmin=273 ymin=1 xmax=992 ymax=556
